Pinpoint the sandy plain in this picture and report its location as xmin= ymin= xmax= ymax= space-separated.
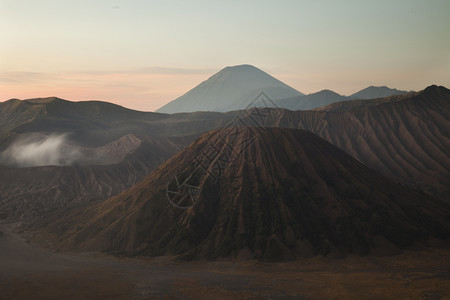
xmin=1 ymin=223 xmax=449 ymax=299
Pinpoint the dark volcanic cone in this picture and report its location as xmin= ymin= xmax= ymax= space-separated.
xmin=34 ymin=127 xmax=450 ymax=260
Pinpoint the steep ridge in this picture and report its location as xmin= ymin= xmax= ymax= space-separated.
xmin=30 ymin=127 xmax=450 ymax=260
xmin=228 ymin=85 xmax=449 ymax=199
xmin=281 ymin=85 xmax=450 ymax=199
xmin=156 ymin=65 xmax=303 ymax=113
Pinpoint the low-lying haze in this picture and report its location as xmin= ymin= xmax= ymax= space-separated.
xmin=0 ymin=134 xmax=80 ymax=167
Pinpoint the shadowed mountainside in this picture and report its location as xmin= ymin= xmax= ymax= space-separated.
xmin=0 ymin=97 xmax=167 ymax=147
xmin=187 ymin=85 xmax=449 ymax=199
xmin=0 ymin=96 xmax=241 ymax=147
xmin=1 ymin=85 xmax=449 ymax=222
xmin=28 ymin=128 xmax=450 ymax=260
xmin=0 ymin=97 xmax=236 ymax=221
xmin=279 ymin=85 xmax=450 ymax=199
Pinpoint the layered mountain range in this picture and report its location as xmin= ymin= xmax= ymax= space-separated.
xmin=156 ymin=65 xmax=408 ymax=113
xmin=0 ymin=86 xmax=450 ymax=221
xmin=1 ymin=86 xmax=449 ymax=222
xmin=1 ymin=65 xmax=449 ymax=260
xmin=27 ymin=127 xmax=450 ymax=260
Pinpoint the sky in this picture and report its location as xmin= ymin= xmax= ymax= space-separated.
xmin=1 ymin=0 xmax=449 ymax=111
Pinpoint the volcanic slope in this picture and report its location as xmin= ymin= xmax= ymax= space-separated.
xmin=156 ymin=64 xmax=303 ymax=113
xmin=33 ymin=127 xmax=450 ymax=260
xmin=236 ymin=85 xmax=449 ymax=199
xmin=0 ymin=97 xmax=235 ymax=221
xmin=279 ymin=85 xmax=450 ymax=199
xmin=2 ymin=84 xmax=449 ymax=220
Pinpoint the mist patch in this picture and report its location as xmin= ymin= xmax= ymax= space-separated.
xmin=0 ymin=134 xmax=81 ymax=167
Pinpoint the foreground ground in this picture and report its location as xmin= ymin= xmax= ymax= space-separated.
xmin=0 ymin=223 xmax=449 ymax=299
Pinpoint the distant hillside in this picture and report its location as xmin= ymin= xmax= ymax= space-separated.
xmin=0 ymin=97 xmax=166 ymax=147
xmin=0 ymin=97 xmax=242 ymax=149
xmin=156 ymin=65 xmax=303 ymax=113
xmin=350 ymin=86 xmax=408 ymax=99
xmin=276 ymin=87 xmax=411 ymax=111
xmin=29 ymin=128 xmax=450 ymax=260
xmin=277 ymin=89 xmax=347 ymax=110
xmin=316 ymin=92 xmax=418 ymax=112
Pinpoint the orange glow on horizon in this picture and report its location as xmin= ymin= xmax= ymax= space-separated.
xmin=0 ymin=71 xmax=211 ymax=112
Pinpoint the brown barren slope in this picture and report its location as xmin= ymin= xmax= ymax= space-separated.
xmin=2 ymin=85 xmax=448 ymax=224
xmin=29 ymin=127 xmax=450 ymax=260
xmin=269 ymin=85 xmax=450 ymax=199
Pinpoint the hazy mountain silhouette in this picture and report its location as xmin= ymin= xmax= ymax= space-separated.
xmin=276 ymin=87 xmax=411 ymax=111
xmin=29 ymin=127 xmax=450 ymax=260
xmin=277 ymin=89 xmax=348 ymax=110
xmin=316 ymin=92 xmax=418 ymax=112
xmin=350 ymin=86 xmax=408 ymax=100
xmin=155 ymin=66 xmax=410 ymax=113
xmin=156 ymin=65 xmax=303 ymax=113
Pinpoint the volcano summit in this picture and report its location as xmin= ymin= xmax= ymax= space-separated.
xmin=156 ymin=65 xmax=303 ymax=113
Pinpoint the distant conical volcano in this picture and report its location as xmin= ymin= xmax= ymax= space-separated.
xmin=156 ymin=64 xmax=303 ymax=113
xmin=35 ymin=127 xmax=450 ymax=260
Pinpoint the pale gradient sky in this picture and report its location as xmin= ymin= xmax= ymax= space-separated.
xmin=1 ymin=0 xmax=449 ymax=111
